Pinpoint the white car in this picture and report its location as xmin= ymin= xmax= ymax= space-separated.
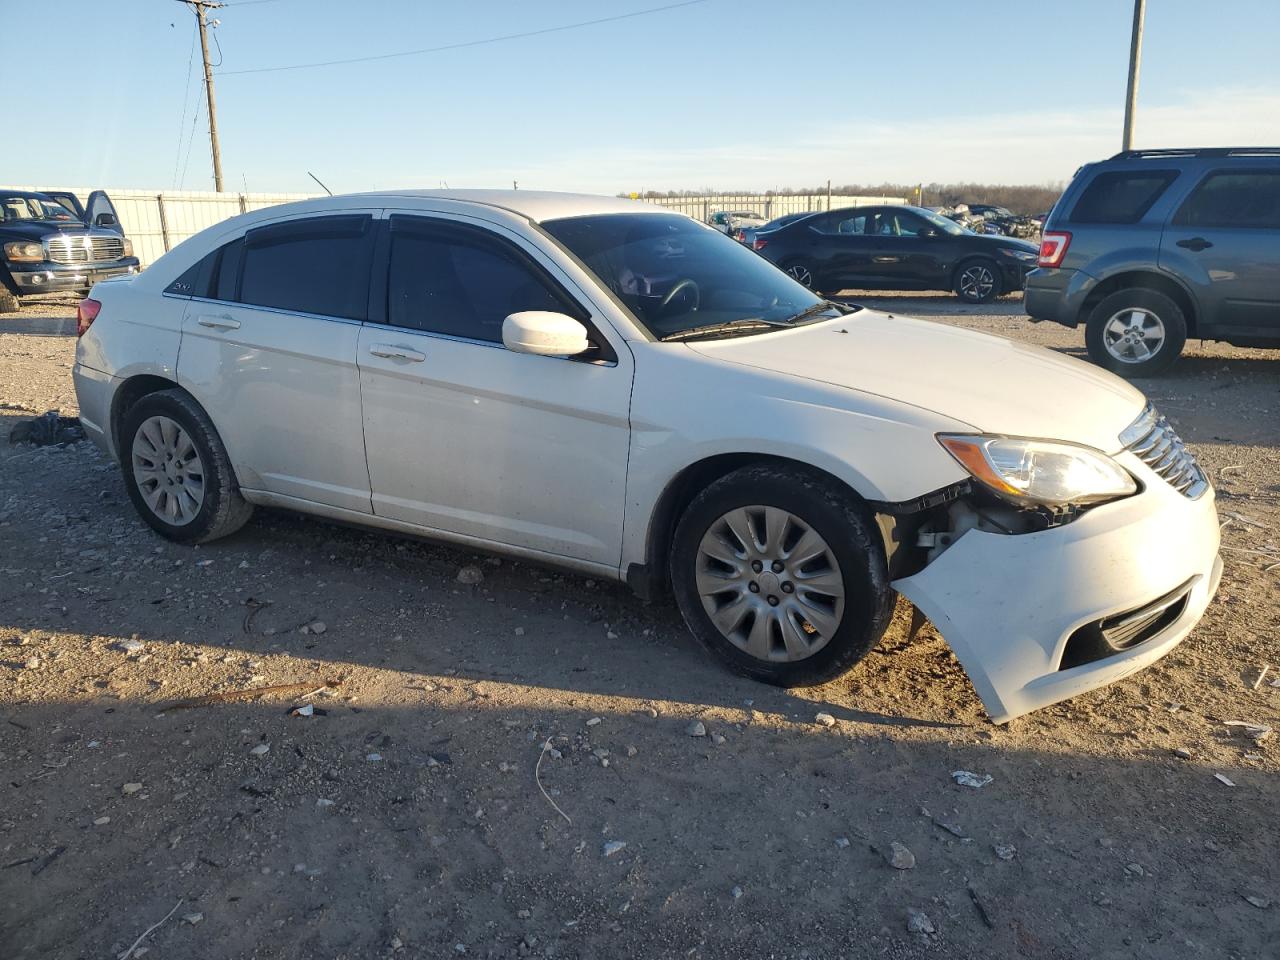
xmin=72 ymin=191 xmax=1221 ymax=723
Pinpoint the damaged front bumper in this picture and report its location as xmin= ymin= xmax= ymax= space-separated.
xmin=893 ymin=459 xmax=1221 ymax=723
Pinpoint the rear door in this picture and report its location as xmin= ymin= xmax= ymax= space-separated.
xmin=85 ymin=191 xmax=123 ymax=234
xmin=176 ymin=211 xmax=377 ymax=513
xmin=805 ymin=210 xmax=874 ymax=288
xmin=356 ymin=211 xmax=634 ymax=565
xmin=1160 ymin=167 xmax=1280 ymax=338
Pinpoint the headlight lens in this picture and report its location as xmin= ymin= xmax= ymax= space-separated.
xmin=121 ymin=238 xmax=134 ymax=258
xmin=997 ymin=247 xmax=1038 ymax=261
xmin=3 ymin=241 xmax=44 ymax=262
xmin=939 ymin=435 xmax=1137 ymax=506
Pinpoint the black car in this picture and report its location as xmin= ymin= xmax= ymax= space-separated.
xmin=0 ymin=189 xmax=139 ymax=313
xmin=753 ymin=204 xmax=1039 ymax=303
xmin=1025 ymin=147 xmax=1280 ymax=376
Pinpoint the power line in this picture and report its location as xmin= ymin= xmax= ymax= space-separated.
xmin=174 ymin=0 xmax=226 ymax=191
xmin=218 ymin=0 xmax=708 ymax=76
xmin=172 ymin=19 xmax=199 ymax=188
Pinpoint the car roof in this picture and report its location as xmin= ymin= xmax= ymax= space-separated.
xmin=343 ymin=189 xmax=665 ymax=223
xmin=0 ymin=190 xmax=54 ymax=200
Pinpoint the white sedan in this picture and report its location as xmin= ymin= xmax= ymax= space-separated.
xmin=72 ymin=191 xmax=1221 ymax=722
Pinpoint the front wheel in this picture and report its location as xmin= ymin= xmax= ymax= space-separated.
xmin=784 ymin=260 xmax=819 ymax=291
xmin=120 ymin=389 xmax=254 ymax=544
xmin=670 ymin=465 xmax=893 ymax=687
xmin=1084 ymin=288 xmax=1187 ymax=377
xmin=953 ymin=259 xmax=1001 ymax=303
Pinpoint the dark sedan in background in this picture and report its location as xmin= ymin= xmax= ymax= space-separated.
xmin=752 ymin=204 xmax=1040 ymax=303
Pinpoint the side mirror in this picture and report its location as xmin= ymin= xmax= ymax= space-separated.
xmin=502 ymin=311 xmax=591 ymax=357
xmin=95 ymin=213 xmax=118 ymax=227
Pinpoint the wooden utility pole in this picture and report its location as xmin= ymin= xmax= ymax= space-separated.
xmin=177 ymin=0 xmax=225 ymax=191
xmin=1122 ymin=0 xmax=1146 ymax=152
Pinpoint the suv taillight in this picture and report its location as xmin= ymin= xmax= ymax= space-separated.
xmin=76 ymin=298 xmax=101 ymax=337
xmin=1038 ymin=231 xmax=1072 ymax=268
xmin=753 ymin=238 xmax=768 ymax=251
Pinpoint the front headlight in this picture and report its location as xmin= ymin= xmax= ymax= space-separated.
xmin=121 ymin=238 xmax=134 ymax=258
xmin=997 ymin=247 xmax=1038 ymax=262
xmin=3 ymin=241 xmax=43 ymax=262
xmin=939 ymin=435 xmax=1137 ymax=506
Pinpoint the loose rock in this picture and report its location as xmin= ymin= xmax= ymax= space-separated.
xmin=885 ymin=841 xmax=916 ymax=870
xmin=814 ymin=712 xmax=836 ymax=728
xmin=249 ymin=744 xmax=270 ymax=757
xmin=456 ymin=566 xmax=484 ymax=585
xmin=906 ymin=908 xmax=935 ymax=935
xmin=685 ymin=721 xmax=707 ymax=738
xmin=602 ymin=840 xmax=627 ymax=858
xmin=122 ymin=782 xmax=143 ymax=795
xmin=951 ymin=770 xmax=993 ymax=789
xmin=993 ymin=843 xmax=1016 ymax=861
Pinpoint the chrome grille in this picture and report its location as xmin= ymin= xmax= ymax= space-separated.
xmin=45 ymin=233 xmax=125 ymax=265
xmin=1119 ymin=404 xmax=1208 ymax=499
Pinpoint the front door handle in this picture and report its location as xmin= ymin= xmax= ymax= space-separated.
xmin=368 ymin=344 xmax=426 ymax=362
xmin=195 ymin=313 xmax=240 ymax=330
xmin=1175 ymin=237 xmax=1213 ymax=252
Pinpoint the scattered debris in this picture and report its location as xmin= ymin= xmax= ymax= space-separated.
xmin=905 ymin=908 xmax=935 ymax=936
xmin=1224 ymin=721 xmax=1272 ymax=742
xmin=730 ymin=885 xmax=744 ymax=900
xmin=685 ymin=721 xmax=707 ymax=738
xmin=1251 ymin=665 xmax=1270 ymax=689
xmin=115 ymin=639 xmax=144 ymax=654
xmin=308 ymin=621 xmax=327 ymax=635
xmin=1174 ymin=747 xmax=1193 ymax=760
xmin=162 ymin=679 xmax=341 ymax=712
xmin=1125 ymin=863 xmax=1146 ymax=877
xmin=951 ymin=770 xmax=993 ymax=789
xmin=884 ymin=842 xmax=916 ymax=870
xmin=968 ymin=886 xmax=995 ymax=928
xmin=835 ymin=837 xmax=851 ymax=849
xmin=118 ymin=899 xmax=183 ymax=960
xmin=456 ymin=565 xmax=484 ymax=585
xmin=122 ymin=783 xmax=143 ymax=795
xmin=931 ymin=816 xmax=970 ymax=840
xmin=289 ymin=704 xmax=315 ymax=718
xmin=30 ymin=845 xmax=66 ymax=875
xmin=602 ymin=840 xmax=627 ymax=858
xmin=316 ymin=798 xmax=335 ymax=808
xmin=242 ymin=597 xmax=272 ymax=634
xmin=711 ymin=733 xmax=726 ymax=745
xmin=993 ymin=843 xmax=1016 ymax=861
xmin=249 ymin=744 xmax=270 ymax=757
xmin=94 ymin=817 xmax=110 ymax=826
xmin=1214 ymin=773 xmax=1237 ymax=787
xmin=535 ymin=737 xmax=571 ymax=825
xmin=586 ymin=717 xmax=602 ymax=727
xmin=181 ymin=912 xmax=204 ymax=925
xmin=366 ymin=753 xmax=382 ymax=762
xmin=1242 ymin=893 xmax=1271 ymax=910
xmin=814 ymin=712 xmax=836 ymax=728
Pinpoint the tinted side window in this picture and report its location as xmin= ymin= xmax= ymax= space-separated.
xmin=1069 ymin=170 xmax=1178 ymax=224
xmin=386 ymin=218 xmax=580 ymax=342
xmin=213 ymin=238 xmax=243 ymax=301
xmin=1174 ymin=171 xmax=1280 ymax=229
xmin=816 ymin=213 xmax=868 ymax=235
xmin=237 ymin=216 xmax=373 ymax=319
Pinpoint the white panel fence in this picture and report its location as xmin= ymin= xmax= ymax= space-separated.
xmin=4 ymin=187 xmax=906 ymax=269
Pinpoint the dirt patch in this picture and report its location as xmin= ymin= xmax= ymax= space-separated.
xmin=1 ymin=298 xmax=1277 ymax=959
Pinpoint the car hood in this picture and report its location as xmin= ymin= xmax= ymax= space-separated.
xmin=0 ymin=222 xmax=85 ymax=241
xmin=687 ymin=310 xmax=1146 ymax=453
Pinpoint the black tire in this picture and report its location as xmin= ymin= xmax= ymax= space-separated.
xmin=1084 ymin=288 xmax=1187 ymax=378
xmin=953 ymin=258 xmax=1002 ymax=304
xmin=670 ymin=464 xmax=894 ymax=687
xmin=0 ymin=281 xmax=19 ymax=314
xmin=119 ymin=389 xmax=254 ymax=544
xmin=783 ymin=259 xmax=820 ymax=292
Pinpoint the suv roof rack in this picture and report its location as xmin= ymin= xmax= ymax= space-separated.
xmin=1110 ymin=147 xmax=1280 ymax=160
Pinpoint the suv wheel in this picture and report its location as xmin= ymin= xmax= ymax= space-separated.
xmin=120 ymin=390 xmax=254 ymax=544
xmin=953 ymin=259 xmax=1001 ymax=304
xmin=1085 ymin=288 xmax=1187 ymax=377
xmin=670 ymin=464 xmax=893 ymax=687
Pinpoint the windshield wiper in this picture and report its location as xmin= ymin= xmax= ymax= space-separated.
xmin=660 ymin=318 xmax=793 ymax=343
xmin=784 ymin=300 xmax=855 ymax=324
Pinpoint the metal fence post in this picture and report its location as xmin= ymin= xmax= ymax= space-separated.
xmin=156 ymin=194 xmax=171 ymax=253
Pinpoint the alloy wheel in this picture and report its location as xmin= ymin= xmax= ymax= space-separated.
xmin=1102 ymin=308 xmax=1166 ymax=364
xmin=958 ymin=264 xmax=995 ymax=301
xmin=695 ymin=505 xmax=845 ymax=662
xmin=786 ymin=264 xmax=814 ymax=288
xmin=131 ymin=415 xmax=206 ymax=525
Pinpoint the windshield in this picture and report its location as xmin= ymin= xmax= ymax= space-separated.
xmin=543 ymin=213 xmax=836 ymax=339
xmin=0 ymin=194 xmax=79 ymax=223
xmin=916 ymin=208 xmax=967 ymax=236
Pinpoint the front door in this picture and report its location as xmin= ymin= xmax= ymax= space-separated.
xmin=1160 ymin=168 xmax=1280 ymax=338
xmin=85 ymin=191 xmax=123 ymax=234
xmin=176 ymin=212 xmax=378 ymax=513
xmin=865 ymin=209 xmax=948 ymax=288
xmin=357 ymin=213 xmax=634 ymax=566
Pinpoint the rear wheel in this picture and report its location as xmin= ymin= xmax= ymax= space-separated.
xmin=120 ymin=390 xmax=254 ymax=544
xmin=670 ymin=464 xmax=893 ymax=687
xmin=1085 ymin=288 xmax=1186 ymax=377
xmin=953 ymin=259 xmax=1001 ymax=303
xmin=784 ymin=260 xmax=819 ymax=291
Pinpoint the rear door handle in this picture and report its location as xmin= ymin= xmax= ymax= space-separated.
xmin=368 ymin=343 xmax=426 ymax=362
xmin=1175 ymin=237 xmax=1213 ymax=252
xmin=195 ymin=313 xmax=240 ymax=330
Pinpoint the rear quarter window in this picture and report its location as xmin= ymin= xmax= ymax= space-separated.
xmin=1173 ymin=170 xmax=1280 ymax=229
xmin=1068 ymin=169 xmax=1179 ymax=224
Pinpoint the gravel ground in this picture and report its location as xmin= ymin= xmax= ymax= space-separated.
xmin=1 ymin=293 xmax=1277 ymax=960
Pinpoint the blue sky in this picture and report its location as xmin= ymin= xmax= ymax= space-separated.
xmin=5 ymin=0 xmax=1280 ymax=194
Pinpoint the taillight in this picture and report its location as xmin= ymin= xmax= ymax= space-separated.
xmin=753 ymin=238 xmax=768 ymax=251
xmin=76 ymin=298 xmax=101 ymax=337
xmin=734 ymin=230 xmax=746 ymax=242
xmin=1038 ymin=231 xmax=1072 ymax=268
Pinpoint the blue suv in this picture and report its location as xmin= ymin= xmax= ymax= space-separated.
xmin=1025 ymin=147 xmax=1280 ymax=376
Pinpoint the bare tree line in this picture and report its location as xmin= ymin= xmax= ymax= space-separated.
xmin=630 ymin=183 xmax=1066 ymax=215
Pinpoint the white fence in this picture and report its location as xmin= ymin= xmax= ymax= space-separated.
xmin=4 ymin=187 xmax=907 ymax=269
xmin=644 ymin=194 xmax=906 ymax=221
xmin=4 ymin=186 xmax=320 ymax=268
